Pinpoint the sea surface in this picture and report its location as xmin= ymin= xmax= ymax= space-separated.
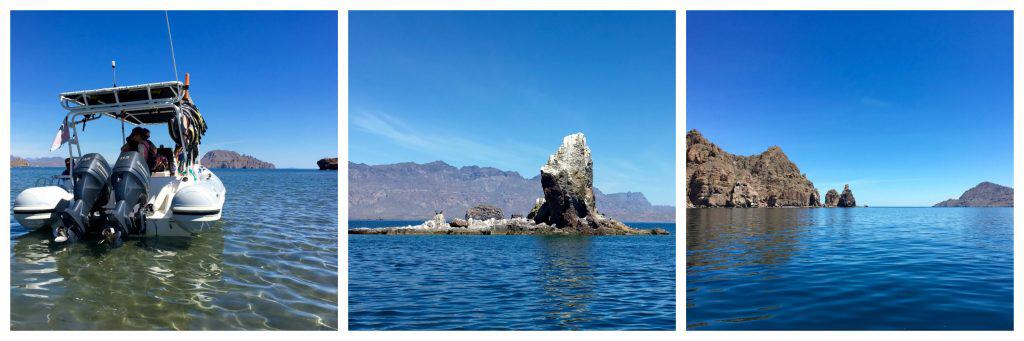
xmin=687 ymin=208 xmax=1013 ymax=330
xmin=10 ymin=168 xmax=338 ymax=330
xmin=348 ymin=220 xmax=676 ymax=330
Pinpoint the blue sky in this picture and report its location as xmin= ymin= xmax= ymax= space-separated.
xmin=11 ymin=11 xmax=337 ymax=169
xmin=688 ymin=11 xmax=1013 ymax=207
xmin=350 ymin=11 xmax=676 ymax=205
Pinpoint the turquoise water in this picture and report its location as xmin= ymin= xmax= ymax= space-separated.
xmin=687 ymin=208 xmax=1013 ymax=330
xmin=348 ymin=220 xmax=675 ymax=330
xmin=10 ymin=168 xmax=338 ymax=330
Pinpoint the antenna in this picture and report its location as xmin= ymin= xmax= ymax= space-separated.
xmin=165 ymin=11 xmax=180 ymax=82
xmin=111 ymin=60 xmax=117 ymax=87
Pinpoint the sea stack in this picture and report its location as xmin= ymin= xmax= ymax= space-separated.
xmin=824 ymin=189 xmax=840 ymax=207
xmin=529 ymin=133 xmax=635 ymax=233
xmin=838 ymin=184 xmax=856 ymax=207
xmin=686 ymin=129 xmax=822 ymax=208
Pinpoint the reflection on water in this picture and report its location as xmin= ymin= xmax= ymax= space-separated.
xmin=349 ymin=221 xmax=675 ymax=330
xmin=11 ymin=168 xmax=338 ymax=330
xmin=687 ymin=208 xmax=1013 ymax=330
xmin=537 ymin=237 xmax=595 ymax=329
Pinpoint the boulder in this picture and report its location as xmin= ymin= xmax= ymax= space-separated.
xmin=466 ymin=204 xmax=504 ymax=221
xmin=450 ymin=218 xmax=468 ymax=228
xmin=838 ymin=184 xmax=856 ymax=207
xmin=824 ymin=189 xmax=840 ymax=207
xmin=317 ymin=157 xmax=339 ymax=170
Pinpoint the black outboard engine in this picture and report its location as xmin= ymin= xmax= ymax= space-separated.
xmin=56 ymin=153 xmax=111 ymax=243
xmin=105 ymin=151 xmax=151 ymax=243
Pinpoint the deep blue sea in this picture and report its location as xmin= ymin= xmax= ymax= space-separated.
xmin=687 ymin=208 xmax=1013 ymax=330
xmin=348 ymin=220 xmax=676 ymax=330
xmin=10 ymin=168 xmax=338 ymax=330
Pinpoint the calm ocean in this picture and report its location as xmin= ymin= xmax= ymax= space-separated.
xmin=348 ymin=220 xmax=676 ymax=330
xmin=687 ymin=207 xmax=1013 ymax=330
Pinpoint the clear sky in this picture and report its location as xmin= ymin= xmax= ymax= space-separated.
xmin=350 ymin=11 xmax=676 ymax=205
xmin=688 ymin=11 xmax=1013 ymax=207
xmin=11 ymin=11 xmax=338 ymax=169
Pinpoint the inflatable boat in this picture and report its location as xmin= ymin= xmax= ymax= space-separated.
xmin=12 ymin=77 xmax=225 ymax=244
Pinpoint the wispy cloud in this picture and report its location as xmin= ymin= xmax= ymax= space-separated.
xmin=351 ymin=110 xmax=541 ymax=172
xmin=860 ymin=97 xmax=892 ymax=108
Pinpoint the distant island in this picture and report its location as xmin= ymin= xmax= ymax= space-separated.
xmin=934 ymin=182 xmax=1013 ymax=207
xmin=687 ymin=129 xmax=857 ymax=208
xmin=317 ymin=157 xmax=339 ymax=170
xmin=349 ymin=160 xmax=674 ymax=223
xmin=350 ymin=133 xmax=669 ymax=235
xmin=200 ymin=150 xmax=275 ymax=169
xmin=10 ymin=155 xmax=64 ymax=168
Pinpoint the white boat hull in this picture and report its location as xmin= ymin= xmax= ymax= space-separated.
xmin=12 ymin=166 xmax=226 ymax=239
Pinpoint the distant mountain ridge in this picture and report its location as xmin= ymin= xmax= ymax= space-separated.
xmin=934 ymin=182 xmax=1013 ymax=207
xmin=201 ymin=150 xmax=276 ymax=169
xmin=349 ymin=161 xmax=675 ymax=222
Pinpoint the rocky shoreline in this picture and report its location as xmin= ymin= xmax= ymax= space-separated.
xmin=349 ymin=133 xmax=670 ymax=236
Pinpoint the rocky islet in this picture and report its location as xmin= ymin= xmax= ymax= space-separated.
xmin=349 ymin=133 xmax=669 ymax=236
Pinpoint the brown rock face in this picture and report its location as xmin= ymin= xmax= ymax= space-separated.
xmin=317 ymin=157 xmax=339 ymax=170
xmin=466 ymin=204 xmax=504 ymax=220
xmin=686 ymin=130 xmax=821 ymax=208
xmin=824 ymin=189 xmax=840 ymax=207
xmin=838 ymin=184 xmax=856 ymax=207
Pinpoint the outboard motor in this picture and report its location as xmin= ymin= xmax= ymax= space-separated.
xmin=105 ymin=151 xmax=151 ymax=243
xmin=56 ymin=153 xmax=111 ymax=243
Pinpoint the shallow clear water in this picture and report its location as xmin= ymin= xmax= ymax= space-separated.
xmin=686 ymin=208 xmax=1013 ymax=330
xmin=348 ymin=220 xmax=675 ymax=330
xmin=10 ymin=168 xmax=338 ymax=330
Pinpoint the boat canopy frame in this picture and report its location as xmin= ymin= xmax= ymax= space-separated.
xmin=58 ymin=81 xmax=197 ymax=188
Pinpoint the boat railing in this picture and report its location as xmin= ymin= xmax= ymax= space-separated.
xmin=34 ymin=174 xmax=71 ymax=189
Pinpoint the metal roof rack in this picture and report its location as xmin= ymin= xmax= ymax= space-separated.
xmin=60 ymin=81 xmax=186 ymax=125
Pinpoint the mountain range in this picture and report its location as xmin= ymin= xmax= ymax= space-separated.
xmin=349 ymin=161 xmax=675 ymax=222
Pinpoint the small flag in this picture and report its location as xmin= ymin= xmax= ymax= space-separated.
xmin=49 ymin=121 xmax=70 ymax=151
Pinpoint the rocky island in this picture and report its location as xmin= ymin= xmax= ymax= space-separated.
xmin=10 ymin=155 xmax=65 ymax=167
xmin=687 ymin=129 xmax=857 ymax=208
xmin=349 ymin=133 xmax=669 ymax=236
xmin=317 ymin=157 xmax=339 ymax=170
xmin=934 ymin=181 xmax=1013 ymax=207
xmin=201 ymin=150 xmax=275 ymax=169
xmin=11 ymin=156 xmax=29 ymax=168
